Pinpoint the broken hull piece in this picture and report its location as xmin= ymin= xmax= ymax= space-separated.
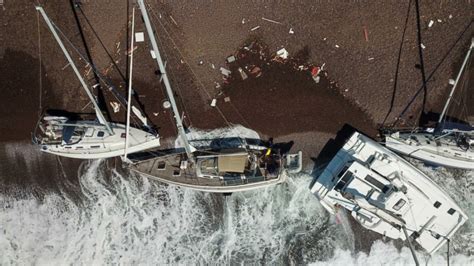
xmin=310 ymin=131 xmax=467 ymax=255
xmin=128 ymin=147 xmax=303 ymax=193
xmin=385 ymin=130 xmax=474 ymax=170
xmin=33 ymin=116 xmax=160 ymax=159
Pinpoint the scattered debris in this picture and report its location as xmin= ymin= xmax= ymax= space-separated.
xmin=127 ymin=46 xmax=138 ymax=55
xmin=449 ymin=14 xmax=453 ymax=19
xmin=368 ymin=57 xmax=374 ymax=61
xmin=150 ymin=50 xmax=156 ymax=59
xmin=250 ymin=66 xmax=262 ymax=77
xmin=428 ymin=20 xmax=434 ymax=28
xmin=61 ymin=62 xmax=70 ymax=70
xmin=335 ymin=44 xmax=340 ymax=48
xmin=226 ymin=55 xmax=236 ymax=63
xmin=262 ymin=17 xmax=282 ymax=25
xmin=198 ymin=60 xmax=204 ymax=65
xmin=241 ymin=18 xmax=246 ymax=24
xmin=250 ymin=26 xmax=260 ymax=31
xmin=323 ymin=37 xmax=327 ymax=41
xmin=132 ymin=106 xmax=148 ymax=126
xmin=421 ymin=43 xmax=426 ymax=49
xmin=169 ymin=15 xmax=178 ymax=26
xmin=449 ymin=79 xmax=455 ymax=85
xmin=210 ymin=99 xmax=217 ymax=107
xmin=289 ymin=28 xmax=294 ymax=34
xmin=220 ymin=67 xmax=232 ymax=77
xmin=153 ymin=112 xmax=159 ymax=116
xmin=238 ymin=67 xmax=248 ymax=80
xmin=311 ymin=66 xmax=321 ymax=83
xmin=135 ymin=32 xmax=144 ymax=42
xmin=276 ymin=48 xmax=289 ymax=59
xmin=116 ymin=42 xmax=120 ymax=49
xmin=437 ymin=19 xmax=442 ymax=23
xmin=363 ymin=27 xmax=369 ymax=42
xmin=180 ymin=59 xmax=184 ymax=64
xmin=162 ymin=100 xmax=171 ymax=109
xmin=344 ymin=89 xmax=349 ymax=92
xmin=224 ymin=97 xmax=231 ymax=102
xmin=110 ymin=102 xmax=120 ymax=113
xmin=211 ymin=63 xmax=215 ymax=69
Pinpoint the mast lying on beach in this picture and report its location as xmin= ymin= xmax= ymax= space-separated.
xmin=124 ymin=7 xmax=136 ymax=160
xmin=137 ymin=0 xmax=194 ymax=163
xmin=438 ymin=38 xmax=474 ymax=124
xmin=35 ymin=6 xmax=113 ymax=135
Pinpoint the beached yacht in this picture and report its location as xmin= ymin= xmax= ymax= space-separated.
xmin=32 ymin=6 xmax=160 ymax=159
xmin=311 ymin=131 xmax=467 ymax=254
xmin=385 ymin=39 xmax=474 ymax=169
xmin=124 ymin=0 xmax=302 ymax=193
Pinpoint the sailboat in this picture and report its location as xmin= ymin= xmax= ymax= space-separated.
xmin=310 ymin=130 xmax=468 ymax=255
xmin=124 ymin=0 xmax=303 ymax=193
xmin=32 ymin=6 xmax=161 ymax=159
xmin=384 ymin=39 xmax=474 ymax=169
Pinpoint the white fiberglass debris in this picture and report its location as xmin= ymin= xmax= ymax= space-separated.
xmin=210 ymin=99 xmax=217 ymax=107
xmin=250 ymin=26 xmax=260 ymax=31
xmin=289 ymin=28 xmax=294 ymax=34
xmin=135 ymin=32 xmax=145 ymax=42
xmin=110 ymin=102 xmax=120 ymax=113
xmin=335 ymin=44 xmax=340 ymax=48
xmin=428 ymin=20 xmax=434 ymax=28
xmin=421 ymin=43 xmax=426 ymax=49
xmin=276 ymin=48 xmax=289 ymax=59
xmin=220 ymin=67 xmax=231 ymax=77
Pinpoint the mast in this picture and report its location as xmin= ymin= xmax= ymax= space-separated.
xmin=35 ymin=6 xmax=113 ymax=135
xmin=124 ymin=7 xmax=136 ymax=159
xmin=137 ymin=0 xmax=194 ymax=163
xmin=438 ymin=39 xmax=474 ymax=124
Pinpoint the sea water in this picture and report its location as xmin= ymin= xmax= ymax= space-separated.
xmin=1 ymin=133 xmax=473 ymax=265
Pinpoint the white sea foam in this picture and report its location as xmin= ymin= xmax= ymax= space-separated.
xmin=174 ymin=125 xmax=261 ymax=148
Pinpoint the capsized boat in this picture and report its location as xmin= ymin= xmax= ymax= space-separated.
xmin=124 ymin=0 xmax=303 ymax=193
xmin=310 ymin=131 xmax=467 ymax=254
xmin=385 ymin=39 xmax=474 ymax=169
xmin=32 ymin=6 xmax=160 ymax=159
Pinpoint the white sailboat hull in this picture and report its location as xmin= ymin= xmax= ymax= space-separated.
xmin=385 ymin=132 xmax=474 ymax=170
xmin=39 ymin=122 xmax=160 ymax=159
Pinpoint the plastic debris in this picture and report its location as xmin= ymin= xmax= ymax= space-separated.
xmin=368 ymin=57 xmax=374 ymax=61
xmin=449 ymin=14 xmax=453 ymax=19
xmin=250 ymin=26 xmax=260 ymax=31
xmin=437 ymin=19 xmax=442 ymax=23
xmin=449 ymin=79 xmax=455 ymax=85
xmin=210 ymin=99 xmax=217 ymax=107
xmin=220 ymin=67 xmax=232 ymax=77
xmin=238 ymin=67 xmax=248 ymax=80
xmin=135 ymin=32 xmax=145 ymax=42
xmin=335 ymin=44 xmax=340 ymax=48
xmin=198 ymin=60 xmax=204 ymax=65
xmin=224 ymin=97 xmax=231 ymax=102
xmin=428 ymin=20 xmax=434 ymax=28
xmin=110 ymin=102 xmax=120 ymax=113
xmin=162 ymin=101 xmax=171 ymax=109
xmin=421 ymin=43 xmax=426 ymax=49
xmin=276 ymin=48 xmax=289 ymax=59
xmin=363 ymin=27 xmax=369 ymax=42
xmin=153 ymin=112 xmax=159 ymax=116
xmin=262 ymin=17 xmax=282 ymax=24
xmin=289 ymin=28 xmax=294 ymax=34
xmin=226 ymin=55 xmax=236 ymax=63
xmin=211 ymin=63 xmax=215 ymax=69
xmin=242 ymin=18 xmax=246 ymax=24
xmin=250 ymin=66 xmax=262 ymax=77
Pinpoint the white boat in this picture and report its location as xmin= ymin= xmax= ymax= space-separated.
xmin=125 ymin=0 xmax=303 ymax=193
xmin=32 ymin=6 xmax=160 ymax=159
xmin=385 ymin=39 xmax=474 ymax=169
xmin=310 ymin=131 xmax=468 ymax=255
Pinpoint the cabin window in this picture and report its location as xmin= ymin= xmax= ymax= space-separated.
xmin=90 ymin=145 xmax=101 ymax=149
xmin=447 ymin=208 xmax=456 ymax=215
xmin=157 ymin=161 xmax=166 ymax=170
xmin=97 ymin=131 xmax=105 ymax=137
xmin=364 ymin=175 xmax=390 ymax=193
xmin=173 ymin=170 xmax=181 ymax=176
xmin=121 ymin=133 xmax=126 ymax=138
xmin=76 ymin=146 xmax=83 ymax=149
xmin=433 ymin=201 xmax=441 ymax=208
xmin=393 ymin=199 xmax=406 ymax=211
xmin=335 ymin=171 xmax=352 ymax=191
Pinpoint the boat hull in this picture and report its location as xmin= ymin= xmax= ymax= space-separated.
xmin=385 ymin=132 xmax=474 ymax=170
